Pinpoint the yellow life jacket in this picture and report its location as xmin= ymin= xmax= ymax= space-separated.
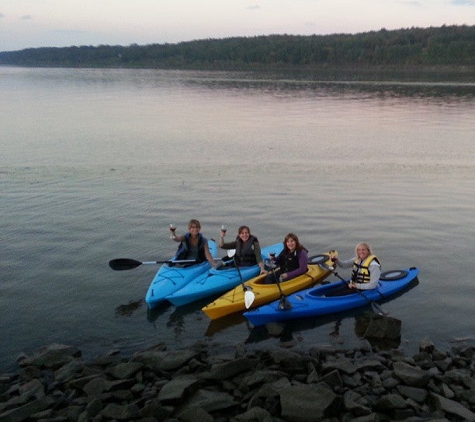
xmin=351 ymin=255 xmax=380 ymax=284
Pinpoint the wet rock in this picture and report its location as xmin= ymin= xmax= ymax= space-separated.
xmin=0 ymin=341 xmax=474 ymax=421
xmin=393 ymin=360 xmax=431 ymax=387
xmin=363 ymin=314 xmax=402 ymax=339
xmin=180 ymin=388 xmax=238 ymax=413
xmin=17 ymin=344 xmax=81 ymax=369
xmin=207 ymin=357 xmax=258 ymax=380
xmin=158 ymin=375 xmax=200 ymax=404
xmin=132 ymin=349 xmax=197 ymax=371
xmin=280 ymin=383 xmax=338 ymax=421
xmin=431 ymin=392 xmax=475 ymax=421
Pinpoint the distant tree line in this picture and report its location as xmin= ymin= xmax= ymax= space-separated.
xmin=1 ymin=25 xmax=474 ymax=71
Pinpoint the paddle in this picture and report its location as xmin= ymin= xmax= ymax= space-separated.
xmin=109 ymin=258 xmax=198 ymax=271
xmin=320 ymin=262 xmax=387 ymax=316
xmin=110 ymin=248 xmax=236 ymax=271
xmin=228 ymin=250 xmax=255 ymax=309
xmin=264 ymin=259 xmax=292 ymax=310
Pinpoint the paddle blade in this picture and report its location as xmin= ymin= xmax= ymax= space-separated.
xmin=109 ymin=258 xmax=142 ymax=271
xmin=244 ymin=290 xmax=255 ymax=309
xmin=278 ymin=296 xmax=292 ymax=311
xmin=371 ymin=302 xmax=388 ymax=316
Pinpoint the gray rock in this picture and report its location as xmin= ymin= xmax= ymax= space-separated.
xmin=180 ymin=388 xmax=238 ymax=412
xmin=320 ymin=368 xmax=343 ymax=388
xmin=158 ymin=375 xmax=200 ymax=404
xmin=100 ymin=402 xmax=140 ymax=420
xmin=374 ymin=392 xmax=407 ymax=410
xmin=106 ymin=361 xmax=143 ymax=379
xmin=207 ymin=357 xmax=258 ymax=380
xmin=82 ymin=376 xmax=108 ymax=396
xmin=0 ymin=396 xmax=55 ymax=422
xmin=18 ymin=379 xmax=44 ymax=400
xmin=343 ymin=390 xmax=371 ymax=416
xmin=431 ymin=392 xmax=475 ymax=421
xmin=322 ymin=357 xmax=357 ymax=375
xmin=230 ymin=406 xmax=272 ymax=421
xmin=139 ymin=398 xmax=173 ymax=419
xmin=397 ymin=384 xmax=428 ymax=402
xmin=279 ymin=383 xmax=338 ymax=422
xmin=54 ymin=360 xmax=85 ymax=383
xmin=1 ymin=342 xmax=474 ymax=422
xmin=241 ymin=369 xmax=287 ymax=389
xmin=177 ymin=406 xmax=214 ymax=422
xmin=363 ymin=314 xmax=402 ymax=339
xmin=132 ymin=349 xmax=197 ymax=371
xmin=393 ymin=361 xmax=431 ymax=387
xmin=17 ymin=344 xmax=81 ymax=369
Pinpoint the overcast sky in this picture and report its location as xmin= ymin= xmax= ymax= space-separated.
xmin=1 ymin=0 xmax=474 ymax=52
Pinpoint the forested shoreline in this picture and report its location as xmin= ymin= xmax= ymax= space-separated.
xmin=1 ymin=25 xmax=474 ymax=81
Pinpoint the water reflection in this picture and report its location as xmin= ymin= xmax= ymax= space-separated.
xmin=115 ymin=299 xmax=144 ymax=317
xmin=218 ymin=278 xmax=420 ymax=349
xmin=205 ymin=313 xmax=250 ymax=337
xmin=146 ymin=302 xmax=172 ymax=323
xmin=243 ymin=311 xmax=401 ymax=350
xmin=181 ymin=70 xmax=475 ymax=102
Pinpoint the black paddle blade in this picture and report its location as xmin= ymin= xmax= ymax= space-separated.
xmin=371 ymin=302 xmax=388 ymax=316
xmin=109 ymin=258 xmax=142 ymax=271
xmin=278 ymin=296 xmax=292 ymax=311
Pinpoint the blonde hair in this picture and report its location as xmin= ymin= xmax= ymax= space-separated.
xmin=355 ymin=242 xmax=372 ymax=255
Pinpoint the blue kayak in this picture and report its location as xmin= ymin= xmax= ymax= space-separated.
xmin=244 ymin=267 xmax=419 ymax=326
xmin=145 ymin=240 xmax=218 ymax=309
xmin=166 ymin=242 xmax=284 ymax=307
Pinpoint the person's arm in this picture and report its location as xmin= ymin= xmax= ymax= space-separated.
xmin=253 ymin=242 xmax=267 ymax=274
xmin=335 ymin=256 xmax=355 ymax=269
xmin=220 ymin=240 xmax=237 ymax=249
xmin=281 ymin=250 xmax=308 ymax=281
xmin=353 ymin=260 xmax=381 ymax=290
xmin=204 ymin=242 xmax=218 ymax=267
xmin=171 ymin=233 xmax=185 ymax=242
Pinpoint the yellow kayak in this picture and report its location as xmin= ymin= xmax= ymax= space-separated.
xmin=202 ymin=252 xmax=336 ymax=320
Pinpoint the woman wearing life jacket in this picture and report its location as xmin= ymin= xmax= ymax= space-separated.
xmin=218 ymin=225 xmax=266 ymax=274
xmin=170 ymin=219 xmax=218 ymax=267
xmin=332 ymin=242 xmax=381 ymax=290
xmin=264 ymin=232 xmax=308 ymax=284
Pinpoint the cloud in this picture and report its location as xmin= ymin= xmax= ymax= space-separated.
xmin=247 ymin=5 xmax=260 ymax=10
xmin=20 ymin=15 xmax=32 ymax=20
xmin=0 ymin=13 xmax=5 ymax=18
xmin=51 ymin=29 xmax=87 ymax=35
xmin=396 ymin=1 xmax=423 ymax=5
xmin=451 ymin=0 xmax=475 ymax=4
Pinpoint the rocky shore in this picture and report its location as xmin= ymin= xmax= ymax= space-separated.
xmin=1 ymin=325 xmax=474 ymax=421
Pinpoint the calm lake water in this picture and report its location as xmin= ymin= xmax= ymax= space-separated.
xmin=1 ymin=67 xmax=474 ymax=371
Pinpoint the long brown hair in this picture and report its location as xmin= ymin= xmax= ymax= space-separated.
xmin=282 ymin=233 xmax=305 ymax=254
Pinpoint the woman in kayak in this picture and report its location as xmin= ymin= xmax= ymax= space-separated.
xmin=219 ymin=225 xmax=266 ymax=274
xmin=331 ymin=242 xmax=381 ymax=290
xmin=264 ymin=232 xmax=308 ymax=283
xmin=170 ymin=219 xmax=218 ymax=267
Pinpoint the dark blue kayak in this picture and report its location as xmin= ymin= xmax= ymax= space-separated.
xmin=244 ymin=267 xmax=419 ymax=326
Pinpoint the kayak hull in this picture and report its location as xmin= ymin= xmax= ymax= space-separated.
xmin=145 ymin=240 xmax=218 ymax=309
xmin=166 ymin=242 xmax=284 ymax=307
xmin=244 ymin=267 xmax=419 ymax=326
xmin=202 ymin=253 xmax=335 ymax=320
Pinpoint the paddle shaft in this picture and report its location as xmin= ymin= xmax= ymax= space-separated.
xmin=270 ymin=267 xmax=292 ymax=310
xmin=233 ymin=256 xmax=246 ymax=290
xmin=109 ymin=257 xmax=225 ymax=271
xmin=330 ymin=268 xmax=386 ymax=315
xmin=271 ymin=268 xmax=285 ymax=296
